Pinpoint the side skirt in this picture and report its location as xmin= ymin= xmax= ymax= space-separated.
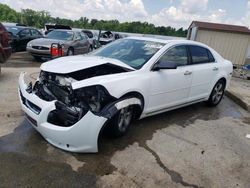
xmin=141 ymin=98 xmax=206 ymax=119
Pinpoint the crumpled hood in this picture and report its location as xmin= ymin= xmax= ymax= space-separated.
xmin=29 ymin=38 xmax=65 ymax=48
xmin=40 ymin=55 xmax=135 ymax=74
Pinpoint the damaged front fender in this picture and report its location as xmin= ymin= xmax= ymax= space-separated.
xmin=19 ymin=72 xmax=143 ymax=153
xmin=99 ymin=97 xmax=142 ymax=119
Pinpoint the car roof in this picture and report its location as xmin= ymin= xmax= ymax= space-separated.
xmin=126 ymin=36 xmax=177 ymax=44
xmin=126 ymin=36 xmax=210 ymax=47
xmin=4 ymin=25 xmax=39 ymax=30
xmin=50 ymin=29 xmax=74 ymax=32
xmin=5 ymin=25 xmax=26 ymax=29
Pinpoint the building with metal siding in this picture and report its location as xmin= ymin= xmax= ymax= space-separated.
xmin=187 ymin=21 xmax=250 ymax=66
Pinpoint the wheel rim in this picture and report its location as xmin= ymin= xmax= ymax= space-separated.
xmin=212 ymin=82 xmax=224 ymax=104
xmin=118 ymin=107 xmax=132 ymax=132
xmin=68 ymin=49 xmax=73 ymax=56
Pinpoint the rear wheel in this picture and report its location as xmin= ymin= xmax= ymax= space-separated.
xmin=109 ymin=106 xmax=134 ymax=137
xmin=67 ymin=48 xmax=74 ymax=56
xmin=88 ymin=46 xmax=93 ymax=53
xmin=206 ymin=79 xmax=225 ymax=106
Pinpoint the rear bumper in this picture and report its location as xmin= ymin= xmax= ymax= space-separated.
xmin=18 ymin=72 xmax=107 ymax=153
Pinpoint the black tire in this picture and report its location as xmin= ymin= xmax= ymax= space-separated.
xmin=109 ymin=106 xmax=134 ymax=137
xmin=67 ymin=48 xmax=74 ymax=56
xmin=33 ymin=56 xmax=42 ymax=61
xmin=206 ymin=79 xmax=226 ymax=106
xmin=88 ymin=46 xmax=93 ymax=53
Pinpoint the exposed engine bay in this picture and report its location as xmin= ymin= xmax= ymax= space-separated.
xmin=32 ymin=64 xmax=131 ymax=127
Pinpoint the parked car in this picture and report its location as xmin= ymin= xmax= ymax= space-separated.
xmin=18 ymin=37 xmax=233 ymax=153
xmin=99 ymin=31 xmax=120 ymax=45
xmin=82 ymin=29 xmax=100 ymax=49
xmin=26 ymin=29 xmax=92 ymax=60
xmin=0 ymin=23 xmax=11 ymax=65
xmin=4 ymin=25 xmax=43 ymax=52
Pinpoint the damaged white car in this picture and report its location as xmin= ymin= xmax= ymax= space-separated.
xmin=18 ymin=37 xmax=232 ymax=153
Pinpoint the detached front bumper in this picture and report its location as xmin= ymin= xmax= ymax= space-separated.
xmin=18 ymin=72 xmax=107 ymax=153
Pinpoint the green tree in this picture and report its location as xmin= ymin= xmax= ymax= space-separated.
xmin=0 ymin=3 xmax=188 ymax=37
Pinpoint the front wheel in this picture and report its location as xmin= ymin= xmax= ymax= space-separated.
xmin=109 ymin=106 xmax=134 ymax=137
xmin=206 ymin=80 xmax=225 ymax=106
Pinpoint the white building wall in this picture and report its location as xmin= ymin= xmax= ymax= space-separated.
xmin=190 ymin=27 xmax=197 ymax=40
xmin=195 ymin=29 xmax=250 ymax=65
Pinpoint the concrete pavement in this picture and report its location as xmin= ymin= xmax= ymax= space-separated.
xmin=226 ymin=77 xmax=250 ymax=112
xmin=1 ymin=67 xmax=250 ymax=187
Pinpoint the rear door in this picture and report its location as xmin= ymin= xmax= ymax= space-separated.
xmin=79 ymin=32 xmax=89 ymax=53
xmin=187 ymin=45 xmax=219 ymax=101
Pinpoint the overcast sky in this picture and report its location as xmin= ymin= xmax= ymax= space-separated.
xmin=0 ymin=0 xmax=249 ymax=29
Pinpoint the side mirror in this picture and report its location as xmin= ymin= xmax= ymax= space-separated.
xmin=153 ymin=60 xmax=177 ymax=71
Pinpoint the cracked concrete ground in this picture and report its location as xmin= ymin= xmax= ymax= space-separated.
xmin=1 ymin=67 xmax=250 ymax=187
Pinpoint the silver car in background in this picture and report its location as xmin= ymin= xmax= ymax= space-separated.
xmin=27 ymin=29 xmax=91 ymax=60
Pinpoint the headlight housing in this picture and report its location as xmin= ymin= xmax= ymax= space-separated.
xmin=47 ymin=85 xmax=116 ymax=127
xmin=74 ymin=85 xmax=116 ymax=113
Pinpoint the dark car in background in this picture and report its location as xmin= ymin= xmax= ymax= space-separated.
xmin=0 ymin=23 xmax=11 ymax=65
xmin=4 ymin=25 xmax=43 ymax=52
xmin=26 ymin=29 xmax=92 ymax=60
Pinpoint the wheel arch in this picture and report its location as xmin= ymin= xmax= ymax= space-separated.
xmin=120 ymin=91 xmax=145 ymax=119
xmin=218 ymin=77 xmax=227 ymax=85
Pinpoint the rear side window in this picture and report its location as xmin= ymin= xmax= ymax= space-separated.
xmin=189 ymin=45 xmax=215 ymax=64
xmin=31 ymin=29 xmax=41 ymax=36
xmin=159 ymin=45 xmax=188 ymax=66
xmin=80 ymin=32 xmax=88 ymax=40
xmin=83 ymin=31 xmax=93 ymax=38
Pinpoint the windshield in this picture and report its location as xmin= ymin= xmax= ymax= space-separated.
xmin=93 ymin=38 xmax=165 ymax=69
xmin=46 ymin=30 xmax=74 ymax=41
xmin=5 ymin=26 xmax=22 ymax=35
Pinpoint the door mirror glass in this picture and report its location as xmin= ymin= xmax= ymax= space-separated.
xmin=153 ymin=61 xmax=177 ymax=71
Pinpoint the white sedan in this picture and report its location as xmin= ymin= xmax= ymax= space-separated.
xmin=18 ymin=37 xmax=233 ymax=153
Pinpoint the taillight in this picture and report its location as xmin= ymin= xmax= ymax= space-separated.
xmin=50 ymin=43 xmax=64 ymax=57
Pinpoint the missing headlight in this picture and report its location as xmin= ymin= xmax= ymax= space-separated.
xmin=74 ymin=85 xmax=117 ymax=113
xmin=47 ymin=101 xmax=88 ymax=127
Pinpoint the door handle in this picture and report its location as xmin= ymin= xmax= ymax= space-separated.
xmin=213 ymin=67 xmax=219 ymax=71
xmin=184 ymin=71 xmax=192 ymax=75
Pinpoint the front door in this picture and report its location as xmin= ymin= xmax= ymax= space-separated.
xmin=18 ymin=29 xmax=31 ymax=51
xmin=146 ymin=45 xmax=193 ymax=114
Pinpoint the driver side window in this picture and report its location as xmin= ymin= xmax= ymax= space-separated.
xmin=159 ymin=45 xmax=188 ymax=66
xmin=19 ymin=29 xmax=31 ymax=37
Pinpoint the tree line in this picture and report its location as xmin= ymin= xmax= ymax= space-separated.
xmin=0 ymin=3 xmax=187 ymax=37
